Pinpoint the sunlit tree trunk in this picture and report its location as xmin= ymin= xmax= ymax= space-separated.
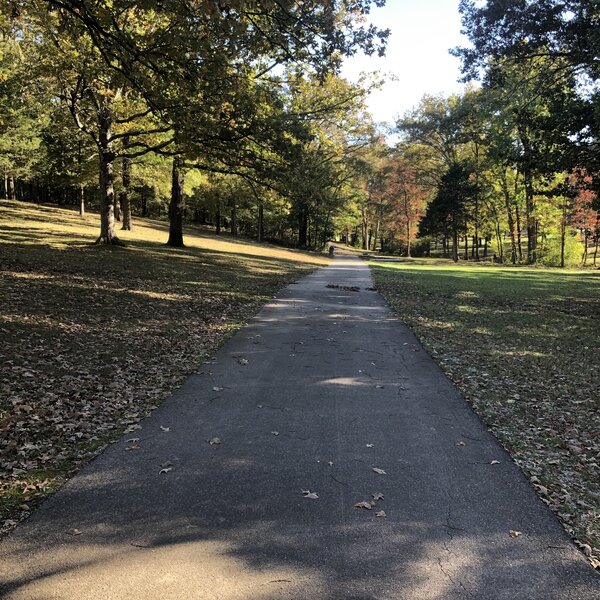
xmin=96 ymin=108 xmax=121 ymax=245
xmin=79 ymin=184 xmax=85 ymax=217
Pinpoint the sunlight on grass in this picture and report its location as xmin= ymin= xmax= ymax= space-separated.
xmin=0 ymin=200 xmax=329 ymax=266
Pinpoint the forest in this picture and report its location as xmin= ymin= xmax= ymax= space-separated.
xmin=0 ymin=1 xmax=597 ymax=268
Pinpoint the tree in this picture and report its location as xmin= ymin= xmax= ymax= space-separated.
xmin=570 ymin=169 xmax=599 ymax=265
xmin=30 ymin=1 xmax=390 ymax=247
xmin=420 ymin=163 xmax=475 ymax=262
xmin=455 ymin=1 xmax=600 ymax=85
xmin=0 ymin=29 xmax=48 ymax=199
xmin=378 ymin=149 xmax=429 ymax=257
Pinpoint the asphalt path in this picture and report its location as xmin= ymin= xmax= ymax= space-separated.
xmin=1 ymin=256 xmax=598 ymax=599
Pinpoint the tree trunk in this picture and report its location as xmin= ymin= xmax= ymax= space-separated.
xmin=322 ymin=210 xmax=331 ymax=248
xmin=167 ymin=156 xmax=185 ymax=247
xmin=215 ymin=201 xmax=221 ymax=235
xmin=593 ymin=214 xmax=600 ymax=266
xmin=474 ymin=142 xmax=480 ymax=260
xmin=524 ymin=169 xmax=536 ymax=263
xmin=582 ymin=231 xmax=588 ymax=266
xmin=298 ymin=203 xmax=308 ymax=247
xmin=515 ymin=203 xmax=523 ymax=262
xmin=121 ymin=136 xmax=132 ymax=230
xmin=372 ymin=220 xmax=380 ymax=251
xmin=406 ymin=220 xmax=411 ymax=258
xmin=114 ymin=190 xmax=121 ymax=222
xmin=230 ymin=203 xmax=238 ymax=236
xmin=496 ymin=222 xmax=504 ymax=263
xmin=560 ymin=197 xmax=567 ymax=268
xmin=95 ymin=106 xmax=122 ymax=245
xmin=2 ymin=171 xmax=7 ymax=199
xmin=97 ymin=154 xmax=119 ymax=244
xmin=361 ymin=205 xmax=368 ymax=250
xmin=257 ymin=202 xmax=264 ymax=243
xmin=452 ymin=230 xmax=459 ymax=262
xmin=79 ymin=184 xmax=85 ymax=217
xmin=501 ymin=169 xmax=518 ymax=264
xmin=464 ymin=235 xmax=469 ymax=260
xmin=141 ymin=192 xmax=148 ymax=217
xmin=8 ymin=176 xmax=15 ymax=200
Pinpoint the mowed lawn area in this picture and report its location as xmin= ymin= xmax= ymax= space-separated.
xmin=372 ymin=259 xmax=600 ymax=567
xmin=0 ymin=200 xmax=327 ymax=532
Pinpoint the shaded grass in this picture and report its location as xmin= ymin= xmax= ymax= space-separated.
xmin=0 ymin=200 xmax=327 ymax=532
xmin=371 ymin=258 xmax=600 ymax=568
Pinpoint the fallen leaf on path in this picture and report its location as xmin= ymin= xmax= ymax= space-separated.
xmin=456 ymin=441 xmax=466 ymax=447
xmin=302 ymin=490 xmax=319 ymax=499
xmin=509 ymin=530 xmax=523 ymax=538
xmin=160 ymin=426 xmax=170 ymax=432
xmin=375 ymin=385 xmax=383 ymax=389
xmin=354 ymin=501 xmax=374 ymax=510
xmin=67 ymin=528 xmax=82 ymax=536
xmin=160 ymin=461 xmax=173 ymax=468
xmin=159 ymin=467 xmax=172 ymax=474
xmin=372 ymin=492 xmax=384 ymax=500
xmin=328 ymin=461 xmax=333 ymax=467
xmin=238 ymin=358 xmax=249 ymax=365
xmin=126 ymin=444 xmax=140 ymax=451
xmin=271 ymin=431 xmax=279 ymax=436
xmin=207 ymin=437 xmax=221 ymax=445
xmin=372 ymin=467 xmax=387 ymax=475
xmin=376 ymin=511 xmax=387 ymax=518
xmin=366 ymin=444 xmax=374 ymax=448
xmin=212 ymin=387 xmax=224 ymax=392
xmin=490 ymin=460 xmax=501 ymax=465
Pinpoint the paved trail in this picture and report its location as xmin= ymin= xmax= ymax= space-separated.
xmin=1 ymin=257 xmax=598 ymax=599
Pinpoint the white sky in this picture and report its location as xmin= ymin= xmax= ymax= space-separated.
xmin=341 ymin=0 xmax=471 ymax=127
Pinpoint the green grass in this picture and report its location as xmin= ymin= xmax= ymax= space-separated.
xmin=0 ymin=199 xmax=328 ymax=533
xmin=371 ymin=258 xmax=600 ymax=567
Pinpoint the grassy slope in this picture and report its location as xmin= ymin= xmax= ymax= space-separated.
xmin=0 ymin=200 xmax=327 ymax=532
xmin=372 ymin=259 xmax=600 ymax=568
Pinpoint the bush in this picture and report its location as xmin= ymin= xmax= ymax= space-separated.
xmin=538 ymin=232 xmax=584 ymax=267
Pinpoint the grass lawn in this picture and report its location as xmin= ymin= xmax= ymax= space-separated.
xmin=0 ymin=199 xmax=327 ymax=533
xmin=371 ymin=258 xmax=600 ymax=569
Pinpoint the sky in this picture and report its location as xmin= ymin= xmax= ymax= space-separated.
xmin=341 ymin=0 xmax=471 ymax=127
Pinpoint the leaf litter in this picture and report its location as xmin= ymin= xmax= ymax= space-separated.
xmin=0 ymin=201 xmax=327 ymax=536
xmin=373 ymin=263 xmax=600 ymax=567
